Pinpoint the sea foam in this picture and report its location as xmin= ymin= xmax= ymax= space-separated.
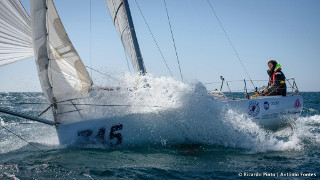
xmin=1 ymin=73 xmax=319 ymax=153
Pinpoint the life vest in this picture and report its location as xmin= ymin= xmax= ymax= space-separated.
xmin=269 ymin=63 xmax=282 ymax=84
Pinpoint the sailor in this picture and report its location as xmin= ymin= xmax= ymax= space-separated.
xmin=262 ymin=60 xmax=287 ymax=96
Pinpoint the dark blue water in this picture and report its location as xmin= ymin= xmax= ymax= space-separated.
xmin=0 ymin=92 xmax=319 ymax=179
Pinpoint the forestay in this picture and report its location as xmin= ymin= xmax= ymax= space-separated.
xmin=105 ymin=0 xmax=146 ymax=74
xmin=30 ymin=0 xmax=92 ymax=104
xmin=0 ymin=0 xmax=33 ymax=66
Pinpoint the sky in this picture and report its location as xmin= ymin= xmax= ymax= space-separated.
xmin=0 ymin=0 xmax=319 ymax=92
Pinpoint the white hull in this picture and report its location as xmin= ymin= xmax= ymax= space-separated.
xmin=56 ymin=94 xmax=303 ymax=147
xmin=56 ymin=112 xmax=188 ymax=148
xmin=223 ymin=94 xmax=303 ymax=130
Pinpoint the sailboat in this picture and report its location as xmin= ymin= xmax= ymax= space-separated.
xmin=0 ymin=0 xmax=303 ymax=147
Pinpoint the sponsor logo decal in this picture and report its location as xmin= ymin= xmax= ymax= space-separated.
xmin=264 ymin=101 xmax=269 ymax=110
xmin=294 ymin=98 xmax=301 ymax=108
xmin=270 ymin=101 xmax=279 ymax=106
xmin=248 ymin=100 xmax=260 ymax=117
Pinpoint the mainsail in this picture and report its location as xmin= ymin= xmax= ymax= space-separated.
xmin=105 ymin=0 xmax=146 ymax=74
xmin=30 ymin=0 xmax=92 ymax=105
xmin=0 ymin=0 xmax=33 ymax=66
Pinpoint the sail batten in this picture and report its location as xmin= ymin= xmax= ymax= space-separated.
xmin=113 ymin=2 xmax=124 ymax=25
xmin=105 ymin=0 xmax=146 ymax=74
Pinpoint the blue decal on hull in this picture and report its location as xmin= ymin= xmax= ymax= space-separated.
xmin=249 ymin=100 xmax=260 ymax=117
xmin=264 ymin=101 xmax=269 ymax=110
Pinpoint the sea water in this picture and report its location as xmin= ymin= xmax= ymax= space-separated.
xmin=0 ymin=75 xmax=319 ymax=179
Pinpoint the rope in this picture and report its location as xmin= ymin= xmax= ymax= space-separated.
xmin=59 ymin=103 xmax=168 ymax=108
xmin=163 ymin=0 xmax=184 ymax=81
xmin=18 ymin=0 xmax=30 ymax=17
xmin=0 ymin=123 xmax=44 ymax=153
xmin=70 ymin=100 xmax=82 ymax=118
xmin=50 ymin=103 xmax=168 ymax=115
xmin=89 ymin=0 xmax=93 ymax=78
xmin=2 ymin=100 xmax=168 ymax=109
xmin=265 ymin=84 xmax=282 ymax=96
xmin=55 ymin=109 xmax=83 ymax=115
xmin=206 ymin=0 xmax=255 ymax=89
xmin=85 ymin=66 xmax=123 ymax=83
xmin=205 ymin=79 xmax=269 ymax=84
xmin=1 ymin=102 xmax=49 ymax=105
xmin=134 ymin=0 xmax=173 ymax=77
xmin=56 ymin=97 xmax=89 ymax=104
xmin=38 ymin=105 xmax=52 ymax=117
xmin=286 ymin=92 xmax=297 ymax=97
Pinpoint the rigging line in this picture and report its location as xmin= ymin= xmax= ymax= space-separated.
xmin=55 ymin=109 xmax=83 ymax=115
xmin=1 ymin=102 xmax=49 ymax=105
xmin=89 ymin=0 xmax=93 ymax=78
xmin=70 ymin=99 xmax=83 ymax=118
xmin=38 ymin=105 xmax=52 ymax=117
xmin=205 ymin=79 xmax=269 ymax=84
xmin=61 ymin=103 xmax=168 ymax=108
xmin=134 ymin=0 xmax=173 ymax=77
xmin=163 ymin=0 xmax=183 ymax=81
xmin=55 ymin=97 xmax=89 ymax=104
xmin=206 ymin=0 xmax=255 ymax=89
xmin=85 ymin=65 xmax=123 ymax=83
xmin=0 ymin=124 xmax=44 ymax=153
xmin=18 ymin=0 xmax=30 ymax=18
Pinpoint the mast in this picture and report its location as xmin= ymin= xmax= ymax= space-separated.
xmin=122 ymin=0 xmax=146 ymax=74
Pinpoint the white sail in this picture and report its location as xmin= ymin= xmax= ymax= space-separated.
xmin=105 ymin=0 xmax=146 ymax=74
xmin=0 ymin=0 xmax=33 ymax=66
xmin=30 ymin=0 xmax=92 ymax=105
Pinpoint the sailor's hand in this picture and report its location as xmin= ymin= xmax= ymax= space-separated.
xmin=264 ymin=89 xmax=268 ymax=94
